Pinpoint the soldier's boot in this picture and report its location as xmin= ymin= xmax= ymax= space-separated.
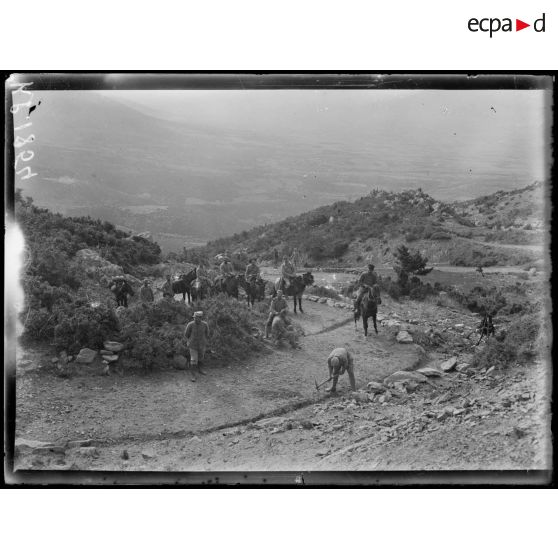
xmin=197 ymin=361 xmax=206 ymax=376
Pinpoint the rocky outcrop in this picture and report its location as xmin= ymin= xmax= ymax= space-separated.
xmin=75 ymin=249 xmax=123 ymax=278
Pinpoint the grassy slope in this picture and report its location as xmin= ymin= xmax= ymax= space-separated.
xmin=205 ymin=182 xmax=546 ymax=268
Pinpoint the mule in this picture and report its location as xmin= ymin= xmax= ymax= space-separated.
xmin=273 ymin=272 xmax=314 ymax=313
xmin=112 ymin=281 xmax=134 ymax=308
xmin=239 ymin=276 xmax=266 ymax=307
xmin=216 ymin=274 xmax=240 ymax=299
xmin=354 ymin=285 xmax=380 ymax=336
xmin=190 ymin=278 xmax=210 ymax=302
xmin=172 ymin=269 xmax=197 ymax=303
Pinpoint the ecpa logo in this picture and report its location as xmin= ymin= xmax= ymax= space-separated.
xmin=468 ymin=12 xmax=546 ymax=37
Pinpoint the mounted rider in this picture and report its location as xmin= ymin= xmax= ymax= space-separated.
xmin=354 ymin=263 xmax=380 ymax=310
xmin=280 ymin=255 xmax=296 ymax=292
xmin=245 ymin=258 xmax=261 ymax=284
xmin=195 ymin=262 xmax=211 ymax=290
xmin=265 ymin=290 xmax=288 ymax=339
xmin=218 ymin=256 xmax=235 ymax=291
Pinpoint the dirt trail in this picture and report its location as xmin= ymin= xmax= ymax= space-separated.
xmin=14 ymin=295 xmax=551 ymax=475
xmin=15 ymin=301 xmax=422 ymax=446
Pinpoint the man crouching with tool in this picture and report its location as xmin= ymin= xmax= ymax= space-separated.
xmin=325 ymin=347 xmax=356 ymax=394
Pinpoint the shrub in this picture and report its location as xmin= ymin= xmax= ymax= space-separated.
xmin=471 ymin=315 xmax=541 ymax=369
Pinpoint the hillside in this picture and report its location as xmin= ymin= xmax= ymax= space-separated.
xmin=15 ymin=89 xmax=549 ymax=250
xmin=205 ymin=182 xmax=547 ymax=268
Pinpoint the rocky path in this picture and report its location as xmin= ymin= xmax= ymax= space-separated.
xmin=14 ymin=296 xmax=551 ymax=475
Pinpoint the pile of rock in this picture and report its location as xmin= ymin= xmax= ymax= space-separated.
xmin=101 ymin=341 xmax=125 ymax=375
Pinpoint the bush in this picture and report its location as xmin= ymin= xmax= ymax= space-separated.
xmin=471 ymin=315 xmax=541 ymax=369
xmin=116 ymin=295 xmax=269 ymax=370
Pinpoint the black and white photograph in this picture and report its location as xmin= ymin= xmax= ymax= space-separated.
xmin=5 ymin=73 xmax=553 ymax=483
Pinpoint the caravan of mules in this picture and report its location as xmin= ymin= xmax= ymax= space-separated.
xmin=107 ymin=252 xmax=495 ymax=389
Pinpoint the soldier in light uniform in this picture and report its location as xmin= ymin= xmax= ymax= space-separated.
xmin=265 ymin=290 xmax=288 ymax=339
xmin=280 ymin=256 xmax=296 ymax=291
xmin=326 ymin=347 xmax=356 ymax=394
xmin=184 ymin=311 xmax=210 ymax=382
xmin=271 ymin=309 xmax=300 ymax=348
xmin=354 ymin=263 xmax=379 ymax=310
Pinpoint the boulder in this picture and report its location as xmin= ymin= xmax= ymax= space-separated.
xmin=75 ymin=248 xmax=123 ymax=277
xmin=173 ymin=355 xmax=188 ymax=370
xmin=456 ymin=363 xmax=471 ymax=372
xmin=141 ymin=450 xmax=156 ymax=459
xmin=102 ymin=354 xmax=119 ymax=363
xmin=366 ymin=381 xmax=386 ymax=393
xmin=79 ymin=447 xmax=99 ymax=458
xmin=416 ymin=367 xmax=442 ymax=377
xmin=318 ymin=298 xmax=328 ymax=304
xmin=132 ymin=231 xmax=153 ymax=242
xmin=350 ymin=391 xmax=370 ymax=404
xmin=326 ymin=299 xmax=336 ymax=307
xmin=383 ymin=319 xmax=401 ymax=328
xmin=440 ymin=357 xmax=458 ymax=372
xmin=103 ymin=341 xmax=125 ymax=353
xmin=76 ymin=348 xmax=98 ymax=364
xmin=384 ymin=370 xmax=429 ymax=385
xmin=66 ymin=439 xmax=93 ymax=449
xmin=396 ymin=330 xmax=414 ymax=344
xmin=100 ymin=349 xmax=114 ymax=356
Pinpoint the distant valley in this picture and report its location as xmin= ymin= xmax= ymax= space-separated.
xmin=16 ymin=89 xmax=549 ymax=251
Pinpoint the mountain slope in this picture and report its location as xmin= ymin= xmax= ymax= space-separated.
xmin=15 ymin=89 xmax=549 ymax=249
xmin=205 ymin=182 xmax=546 ymax=267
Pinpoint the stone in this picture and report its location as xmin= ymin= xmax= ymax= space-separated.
xmin=299 ymin=420 xmax=314 ymax=430
xmin=486 ymin=366 xmax=496 ymax=374
xmin=440 ymin=357 xmax=458 ymax=372
xmin=79 ymin=447 xmax=99 ymax=458
xmin=67 ymin=439 xmax=93 ymax=448
xmin=256 ymin=416 xmax=286 ymax=429
xmin=326 ymin=299 xmax=336 ymax=307
xmin=318 ymin=297 xmax=328 ymax=304
xmin=141 ymin=450 xmax=156 ymax=460
xmin=396 ymin=330 xmax=414 ymax=344
xmin=173 ymin=355 xmax=188 ymax=370
xmin=384 ymin=319 xmax=401 ymax=328
xmin=456 ymin=363 xmax=471 ymax=372
xmin=100 ymin=349 xmax=114 ymax=356
xmin=416 ymin=367 xmax=442 ymax=377
xmin=454 ymin=323 xmax=464 ymax=329
xmin=51 ymin=357 xmax=59 ymax=364
xmin=384 ymin=371 xmax=429 ymax=385
xmin=102 ymin=354 xmax=119 ymax=363
xmin=350 ymin=391 xmax=370 ymax=404
xmin=409 ymin=318 xmax=419 ymax=325
xmin=520 ymin=393 xmax=530 ymax=400
xmin=366 ymin=381 xmax=386 ymax=394
xmin=76 ymin=348 xmax=98 ymax=364
xmin=104 ymin=341 xmax=125 ymax=353
xmin=15 ymin=438 xmax=58 ymax=452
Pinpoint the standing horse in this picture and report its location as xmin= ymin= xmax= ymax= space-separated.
xmin=217 ymin=275 xmax=240 ymax=299
xmin=112 ymin=281 xmax=134 ymax=308
xmin=273 ymin=272 xmax=314 ymax=313
xmin=190 ymin=278 xmax=209 ymax=302
xmin=239 ymin=276 xmax=266 ymax=307
xmin=354 ymin=285 xmax=380 ymax=336
xmin=172 ymin=269 xmax=197 ymax=303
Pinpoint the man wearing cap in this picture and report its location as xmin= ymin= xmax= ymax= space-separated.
xmin=140 ymin=279 xmax=154 ymax=303
xmin=326 ymin=347 xmax=356 ymax=394
xmin=184 ymin=311 xmax=210 ymax=381
xmin=280 ymin=255 xmax=296 ymax=291
xmin=265 ymin=290 xmax=288 ymax=339
xmin=271 ymin=308 xmax=300 ymax=348
xmin=162 ymin=274 xmax=174 ymax=299
xmin=245 ymin=258 xmax=261 ymax=283
xmin=354 ymin=263 xmax=379 ymax=310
